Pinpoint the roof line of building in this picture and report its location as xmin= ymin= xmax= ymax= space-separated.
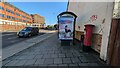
xmin=31 ymin=14 xmax=44 ymax=18
xmin=3 ymin=2 xmax=30 ymax=16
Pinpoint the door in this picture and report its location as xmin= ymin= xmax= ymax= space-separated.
xmin=108 ymin=18 xmax=120 ymax=66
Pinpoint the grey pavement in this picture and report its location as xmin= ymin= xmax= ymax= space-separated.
xmin=2 ymin=33 xmax=109 ymax=68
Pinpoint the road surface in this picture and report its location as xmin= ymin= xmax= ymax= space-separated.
xmin=2 ymin=32 xmax=45 ymax=48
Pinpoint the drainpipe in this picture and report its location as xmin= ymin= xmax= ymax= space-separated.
xmin=66 ymin=0 xmax=70 ymax=11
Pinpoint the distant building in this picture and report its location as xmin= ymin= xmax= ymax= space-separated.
xmin=31 ymin=14 xmax=45 ymax=28
xmin=0 ymin=2 xmax=32 ymax=31
xmin=0 ymin=0 xmax=6 ymax=2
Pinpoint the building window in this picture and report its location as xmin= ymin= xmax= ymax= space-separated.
xmin=0 ymin=6 xmax=4 ymax=10
xmin=12 ymin=17 xmax=15 ymax=20
xmin=16 ymin=13 xmax=20 ymax=16
xmin=6 ymin=8 xmax=14 ymax=14
xmin=0 ymin=14 xmax=4 ymax=18
xmin=16 ymin=18 xmax=19 ymax=20
xmin=19 ymin=19 xmax=22 ymax=21
xmin=6 ymin=8 xmax=10 ymax=12
xmin=22 ymin=15 xmax=26 ymax=18
xmin=23 ymin=20 xmax=26 ymax=22
xmin=11 ymin=11 xmax=14 ymax=14
xmin=7 ymin=15 xmax=11 ymax=19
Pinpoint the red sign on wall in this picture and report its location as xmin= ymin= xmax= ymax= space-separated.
xmin=90 ymin=15 xmax=97 ymax=22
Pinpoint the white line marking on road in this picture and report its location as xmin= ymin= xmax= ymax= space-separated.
xmin=2 ymin=34 xmax=16 ymax=36
xmin=7 ymin=37 xmax=17 ymax=40
xmin=10 ymin=40 xmax=19 ymax=43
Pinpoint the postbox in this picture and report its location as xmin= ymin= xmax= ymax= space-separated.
xmin=83 ymin=24 xmax=94 ymax=52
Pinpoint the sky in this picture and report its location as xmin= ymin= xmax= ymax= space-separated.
xmin=10 ymin=2 xmax=68 ymax=26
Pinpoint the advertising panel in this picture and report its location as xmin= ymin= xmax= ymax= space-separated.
xmin=58 ymin=16 xmax=74 ymax=40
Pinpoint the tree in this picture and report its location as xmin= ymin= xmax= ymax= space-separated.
xmin=54 ymin=24 xmax=58 ymax=30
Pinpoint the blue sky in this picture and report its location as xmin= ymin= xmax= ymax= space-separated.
xmin=10 ymin=2 xmax=68 ymax=25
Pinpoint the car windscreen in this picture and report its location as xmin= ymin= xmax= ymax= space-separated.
xmin=22 ymin=27 xmax=32 ymax=31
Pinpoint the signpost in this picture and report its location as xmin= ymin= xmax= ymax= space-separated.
xmin=57 ymin=12 xmax=77 ymax=46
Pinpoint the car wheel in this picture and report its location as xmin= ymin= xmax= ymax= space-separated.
xmin=36 ymin=33 xmax=39 ymax=35
xmin=18 ymin=36 xmax=21 ymax=38
xmin=28 ymin=34 xmax=32 ymax=37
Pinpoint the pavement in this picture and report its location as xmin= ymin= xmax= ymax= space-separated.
xmin=2 ymin=33 xmax=110 ymax=68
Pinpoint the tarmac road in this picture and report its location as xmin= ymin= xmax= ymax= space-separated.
xmin=2 ymin=32 xmax=45 ymax=48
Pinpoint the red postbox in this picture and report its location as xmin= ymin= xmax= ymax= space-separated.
xmin=83 ymin=24 xmax=94 ymax=52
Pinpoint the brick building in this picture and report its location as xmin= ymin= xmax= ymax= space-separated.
xmin=0 ymin=2 xmax=32 ymax=31
xmin=31 ymin=14 xmax=45 ymax=28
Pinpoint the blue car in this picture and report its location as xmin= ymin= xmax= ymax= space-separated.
xmin=17 ymin=27 xmax=39 ymax=38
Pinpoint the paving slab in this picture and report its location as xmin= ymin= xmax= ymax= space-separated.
xmin=34 ymin=59 xmax=45 ymax=65
xmin=51 ymin=54 xmax=58 ymax=58
xmin=5 ymin=60 xmax=20 ymax=66
xmin=58 ymin=54 xmax=66 ymax=58
xmin=58 ymin=64 xmax=68 ymax=68
xmin=48 ymin=64 xmax=58 ymax=68
xmin=24 ymin=59 xmax=36 ymax=66
xmin=15 ymin=60 xmax=27 ymax=66
xmin=34 ymin=55 xmax=43 ymax=59
xmin=71 ymin=57 xmax=81 ymax=63
xmin=44 ymin=58 xmax=54 ymax=64
xmin=43 ymin=54 xmax=51 ymax=59
xmin=54 ymin=58 xmax=62 ymax=64
xmin=68 ymin=64 xmax=79 ymax=68
xmin=62 ymin=58 xmax=72 ymax=64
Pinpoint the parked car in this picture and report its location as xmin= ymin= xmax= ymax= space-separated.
xmin=17 ymin=27 xmax=39 ymax=37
